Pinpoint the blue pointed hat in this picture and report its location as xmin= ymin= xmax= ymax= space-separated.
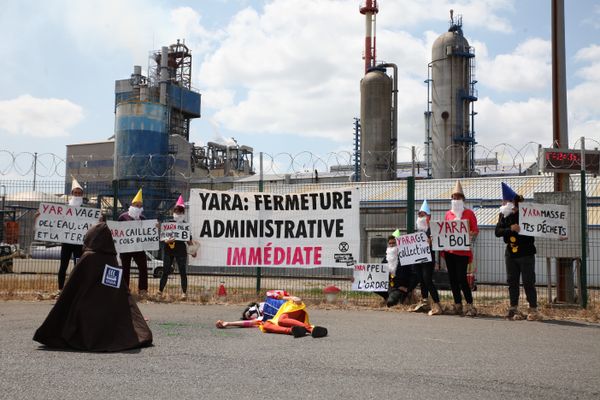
xmin=419 ymin=199 xmax=431 ymax=215
xmin=501 ymin=182 xmax=517 ymax=202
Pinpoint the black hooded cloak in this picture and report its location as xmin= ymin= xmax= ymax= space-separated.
xmin=33 ymin=222 xmax=153 ymax=352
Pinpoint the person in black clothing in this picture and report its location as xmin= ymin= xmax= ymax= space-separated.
xmin=376 ymin=235 xmax=418 ymax=307
xmin=157 ymin=196 xmax=196 ymax=301
xmin=495 ymin=183 xmax=541 ymax=321
xmin=411 ymin=200 xmax=442 ymax=316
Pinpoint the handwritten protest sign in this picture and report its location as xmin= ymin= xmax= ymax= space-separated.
xmin=107 ymin=220 xmax=159 ymax=253
xmin=519 ymin=202 xmax=569 ymax=239
xmin=397 ymin=232 xmax=432 ymax=265
xmin=34 ymin=203 xmax=102 ymax=245
xmin=160 ymin=222 xmax=191 ymax=241
xmin=431 ymin=219 xmax=471 ymax=251
xmin=352 ymin=263 xmax=388 ymax=291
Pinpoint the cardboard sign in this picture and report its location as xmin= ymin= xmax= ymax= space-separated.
xmin=519 ymin=202 xmax=569 ymax=239
xmin=107 ymin=220 xmax=159 ymax=253
xmin=431 ymin=219 xmax=471 ymax=251
xmin=160 ymin=222 xmax=191 ymax=241
xmin=34 ymin=203 xmax=102 ymax=245
xmin=397 ymin=231 xmax=432 ymax=265
xmin=352 ymin=263 xmax=389 ymax=291
xmin=101 ymin=265 xmax=123 ymax=289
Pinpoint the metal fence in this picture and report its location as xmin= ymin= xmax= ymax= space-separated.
xmin=1 ymin=175 xmax=598 ymax=308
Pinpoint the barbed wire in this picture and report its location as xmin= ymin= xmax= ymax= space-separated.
xmin=1 ymin=138 xmax=599 ymax=180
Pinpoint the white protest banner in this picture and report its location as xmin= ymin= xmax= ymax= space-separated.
xmin=352 ymin=263 xmax=388 ymax=291
xmin=34 ymin=203 xmax=102 ymax=245
xmin=519 ymin=202 xmax=569 ymax=239
xmin=160 ymin=222 xmax=191 ymax=241
xmin=431 ymin=219 xmax=471 ymax=251
xmin=188 ymin=188 xmax=360 ymax=268
xmin=397 ymin=232 xmax=432 ymax=265
xmin=107 ymin=220 xmax=159 ymax=253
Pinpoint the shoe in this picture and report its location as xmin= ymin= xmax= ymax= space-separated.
xmin=156 ymin=291 xmax=164 ymax=300
xmin=180 ymin=293 xmax=187 ymax=301
xmin=311 ymin=326 xmax=328 ymax=338
xmin=51 ymin=290 xmax=62 ymax=300
xmin=447 ymin=303 xmax=463 ymax=316
xmin=138 ymin=290 xmax=148 ymax=299
xmin=428 ymin=302 xmax=442 ymax=316
xmin=412 ymin=300 xmax=430 ymax=313
xmin=526 ymin=307 xmax=542 ymax=321
xmin=291 ymin=326 xmax=308 ymax=338
xmin=465 ymin=304 xmax=477 ymax=317
xmin=504 ymin=306 xmax=517 ymax=320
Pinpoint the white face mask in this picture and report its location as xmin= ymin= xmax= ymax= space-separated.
xmin=69 ymin=196 xmax=83 ymax=207
xmin=128 ymin=206 xmax=143 ymax=220
xmin=173 ymin=213 xmax=185 ymax=222
xmin=451 ymin=200 xmax=464 ymax=219
xmin=499 ymin=203 xmax=515 ymax=218
xmin=386 ymin=245 xmax=399 ymax=275
xmin=416 ymin=216 xmax=429 ymax=231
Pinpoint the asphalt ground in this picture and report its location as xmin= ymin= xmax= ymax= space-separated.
xmin=1 ymin=301 xmax=599 ymax=400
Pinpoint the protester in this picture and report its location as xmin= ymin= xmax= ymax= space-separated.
xmin=216 ymin=290 xmax=328 ymax=338
xmin=495 ymin=183 xmax=541 ymax=321
xmin=157 ymin=195 xmax=196 ymax=301
xmin=442 ymin=181 xmax=479 ymax=317
xmin=375 ymin=234 xmax=419 ymax=307
xmin=33 ymin=222 xmax=153 ymax=352
xmin=411 ymin=200 xmax=442 ymax=316
xmin=118 ymin=188 xmax=149 ymax=298
xmin=53 ymin=178 xmax=86 ymax=298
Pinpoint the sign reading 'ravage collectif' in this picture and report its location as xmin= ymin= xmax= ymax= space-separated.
xmin=34 ymin=203 xmax=102 ymax=245
xmin=397 ymin=232 xmax=432 ymax=265
xmin=106 ymin=220 xmax=160 ymax=253
xmin=352 ymin=263 xmax=388 ymax=291
xmin=518 ymin=202 xmax=569 ymax=239
xmin=431 ymin=219 xmax=471 ymax=251
xmin=188 ymin=188 xmax=360 ymax=268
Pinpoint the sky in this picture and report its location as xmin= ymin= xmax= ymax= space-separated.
xmin=0 ymin=0 xmax=599 ymax=178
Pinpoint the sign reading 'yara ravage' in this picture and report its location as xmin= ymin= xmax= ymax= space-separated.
xmin=34 ymin=203 xmax=102 ymax=245
xmin=188 ymin=188 xmax=360 ymax=268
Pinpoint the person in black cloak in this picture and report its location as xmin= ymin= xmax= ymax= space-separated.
xmin=33 ymin=222 xmax=153 ymax=352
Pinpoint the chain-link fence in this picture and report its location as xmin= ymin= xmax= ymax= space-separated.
xmin=1 ymin=174 xmax=598 ymax=308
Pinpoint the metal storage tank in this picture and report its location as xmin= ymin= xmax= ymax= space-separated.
xmin=430 ymin=13 xmax=477 ymax=178
xmin=360 ymin=67 xmax=394 ymax=181
xmin=114 ymin=101 xmax=169 ymax=216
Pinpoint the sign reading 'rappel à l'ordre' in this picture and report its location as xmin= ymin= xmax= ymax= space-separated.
xmin=352 ymin=263 xmax=388 ymax=291
xmin=34 ymin=203 xmax=102 ymax=245
xmin=518 ymin=202 xmax=569 ymax=239
xmin=188 ymin=188 xmax=360 ymax=268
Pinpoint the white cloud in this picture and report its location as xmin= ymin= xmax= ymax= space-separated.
xmin=0 ymin=95 xmax=84 ymax=138
xmin=478 ymin=38 xmax=551 ymax=92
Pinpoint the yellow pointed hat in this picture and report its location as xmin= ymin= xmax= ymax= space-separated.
xmin=452 ymin=180 xmax=464 ymax=196
xmin=132 ymin=188 xmax=143 ymax=204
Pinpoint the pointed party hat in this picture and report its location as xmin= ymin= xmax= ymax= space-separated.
xmin=71 ymin=177 xmax=83 ymax=193
xmin=452 ymin=180 xmax=464 ymax=196
xmin=501 ymin=182 xmax=517 ymax=202
xmin=419 ymin=199 xmax=431 ymax=215
xmin=175 ymin=195 xmax=185 ymax=208
xmin=392 ymin=229 xmax=401 ymax=238
xmin=131 ymin=188 xmax=143 ymax=204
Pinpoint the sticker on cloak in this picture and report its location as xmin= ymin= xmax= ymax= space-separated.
xmin=518 ymin=202 xmax=569 ymax=239
xmin=160 ymin=222 xmax=191 ymax=241
xmin=102 ymin=265 xmax=123 ymax=289
xmin=431 ymin=219 xmax=471 ymax=251
xmin=397 ymin=231 xmax=432 ymax=265
xmin=352 ymin=263 xmax=389 ymax=291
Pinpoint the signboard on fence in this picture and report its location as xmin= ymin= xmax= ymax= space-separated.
xmin=160 ymin=222 xmax=191 ymax=241
xmin=107 ymin=220 xmax=159 ymax=253
xmin=352 ymin=263 xmax=388 ymax=291
xmin=397 ymin=231 xmax=432 ymax=265
xmin=431 ymin=219 xmax=471 ymax=251
xmin=34 ymin=203 xmax=102 ymax=245
xmin=188 ymin=188 xmax=360 ymax=268
xmin=519 ymin=202 xmax=569 ymax=239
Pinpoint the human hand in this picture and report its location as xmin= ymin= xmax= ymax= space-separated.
xmin=165 ymin=238 xmax=175 ymax=244
xmin=216 ymin=320 xmax=227 ymax=329
xmin=510 ymin=224 xmax=520 ymax=233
